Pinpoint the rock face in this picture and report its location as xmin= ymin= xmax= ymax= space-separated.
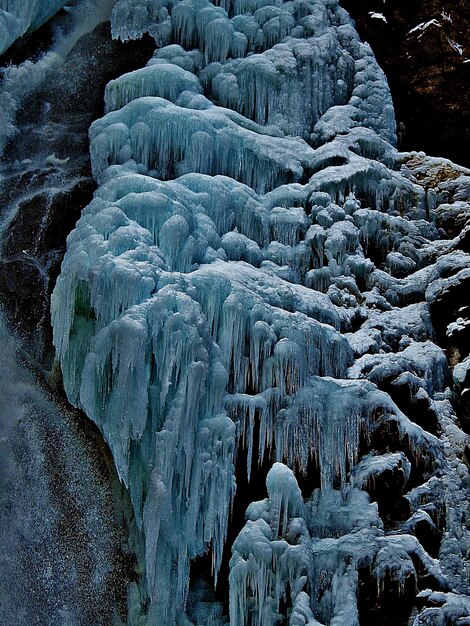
xmin=0 ymin=16 xmax=154 ymax=365
xmin=341 ymin=0 xmax=470 ymax=167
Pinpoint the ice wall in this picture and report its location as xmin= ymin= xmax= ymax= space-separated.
xmin=51 ymin=0 xmax=470 ymax=624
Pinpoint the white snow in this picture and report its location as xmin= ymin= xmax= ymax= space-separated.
xmin=409 ymin=19 xmax=441 ymax=35
xmin=368 ymin=12 xmax=387 ymax=23
xmin=446 ymin=37 xmax=464 ymax=56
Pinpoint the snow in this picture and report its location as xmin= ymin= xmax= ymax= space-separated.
xmin=413 ymin=592 xmax=470 ymax=626
xmin=441 ymin=10 xmax=452 ymax=23
xmin=351 ymin=452 xmax=411 ymax=491
xmin=446 ymin=37 xmax=464 ymax=56
xmin=368 ymin=12 xmax=387 ymax=23
xmin=409 ymin=20 xmax=441 ymax=36
xmin=453 ymin=356 xmax=470 ymax=386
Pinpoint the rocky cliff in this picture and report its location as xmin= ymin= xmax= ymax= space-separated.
xmin=342 ymin=0 xmax=470 ymax=167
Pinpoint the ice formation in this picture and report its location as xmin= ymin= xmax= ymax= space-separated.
xmin=0 ymin=0 xmax=68 ymax=54
xmin=49 ymin=0 xmax=470 ymax=624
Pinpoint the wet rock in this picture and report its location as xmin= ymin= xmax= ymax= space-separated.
xmin=0 ymin=22 xmax=154 ymax=366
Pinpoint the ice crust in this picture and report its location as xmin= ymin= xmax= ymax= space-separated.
xmin=230 ymin=463 xmax=446 ymax=626
xmin=50 ymin=0 xmax=470 ymax=624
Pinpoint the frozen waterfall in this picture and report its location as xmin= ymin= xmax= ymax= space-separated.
xmin=44 ymin=0 xmax=470 ymax=624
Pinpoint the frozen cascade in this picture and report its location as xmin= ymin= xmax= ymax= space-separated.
xmin=49 ymin=0 xmax=470 ymax=624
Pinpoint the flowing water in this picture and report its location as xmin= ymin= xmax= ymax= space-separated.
xmin=0 ymin=315 xmax=128 ymax=625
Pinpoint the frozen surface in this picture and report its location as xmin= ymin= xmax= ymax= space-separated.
xmin=231 ymin=463 xmax=446 ymax=626
xmin=50 ymin=0 xmax=470 ymax=624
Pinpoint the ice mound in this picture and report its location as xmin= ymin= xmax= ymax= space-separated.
xmin=230 ymin=463 xmax=446 ymax=626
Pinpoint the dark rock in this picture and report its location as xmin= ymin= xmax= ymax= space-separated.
xmin=358 ymin=565 xmax=417 ymax=626
xmin=0 ymin=178 xmax=95 ymax=363
xmin=429 ymin=276 xmax=470 ymax=360
xmin=342 ymin=0 xmax=470 ymax=167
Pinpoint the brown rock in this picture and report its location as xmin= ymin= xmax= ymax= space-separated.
xmin=341 ymin=0 xmax=470 ymax=166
